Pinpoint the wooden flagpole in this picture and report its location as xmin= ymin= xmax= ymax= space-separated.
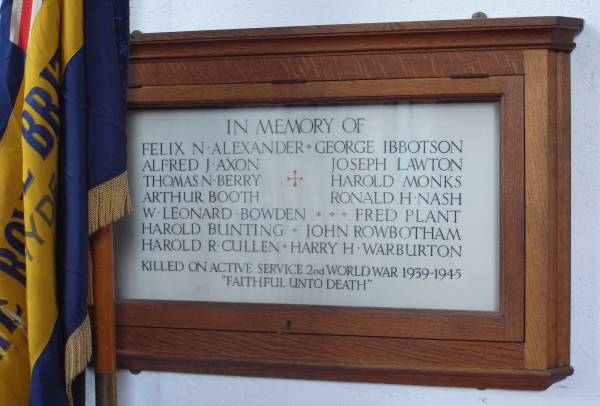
xmin=91 ymin=224 xmax=118 ymax=406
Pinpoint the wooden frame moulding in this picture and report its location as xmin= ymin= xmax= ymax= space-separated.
xmin=120 ymin=76 xmax=525 ymax=343
xmin=91 ymin=17 xmax=582 ymax=390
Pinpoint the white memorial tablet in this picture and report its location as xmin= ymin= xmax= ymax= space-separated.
xmin=115 ymin=102 xmax=500 ymax=311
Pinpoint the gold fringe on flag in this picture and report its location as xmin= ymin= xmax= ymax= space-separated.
xmin=88 ymin=171 xmax=133 ymax=235
xmin=65 ymin=315 xmax=92 ymax=406
xmin=64 ymin=170 xmax=133 ymax=405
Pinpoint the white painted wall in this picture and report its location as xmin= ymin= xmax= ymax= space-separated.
xmin=86 ymin=1 xmax=600 ymax=405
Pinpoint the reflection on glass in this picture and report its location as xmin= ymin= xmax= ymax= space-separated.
xmin=115 ymin=102 xmax=500 ymax=311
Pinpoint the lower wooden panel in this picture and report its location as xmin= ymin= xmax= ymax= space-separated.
xmin=116 ymin=326 xmax=571 ymax=390
xmin=117 ymin=300 xmax=516 ymax=342
xmin=117 ymin=326 xmax=523 ymax=369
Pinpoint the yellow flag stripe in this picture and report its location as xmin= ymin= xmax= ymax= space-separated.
xmin=0 ymin=1 xmax=85 ymax=404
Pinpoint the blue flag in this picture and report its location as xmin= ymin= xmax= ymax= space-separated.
xmin=0 ymin=1 xmax=130 ymax=405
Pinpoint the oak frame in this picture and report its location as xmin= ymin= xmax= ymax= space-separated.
xmin=91 ymin=17 xmax=582 ymax=390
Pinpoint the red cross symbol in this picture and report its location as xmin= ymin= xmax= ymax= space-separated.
xmin=287 ymin=170 xmax=303 ymax=187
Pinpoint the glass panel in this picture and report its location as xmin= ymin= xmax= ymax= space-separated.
xmin=115 ymin=102 xmax=500 ymax=311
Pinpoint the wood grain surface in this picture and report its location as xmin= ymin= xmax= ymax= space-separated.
xmin=91 ymin=17 xmax=582 ymax=390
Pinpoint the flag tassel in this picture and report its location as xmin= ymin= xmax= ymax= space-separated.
xmin=88 ymin=171 xmax=133 ymax=236
xmin=65 ymin=315 xmax=92 ymax=406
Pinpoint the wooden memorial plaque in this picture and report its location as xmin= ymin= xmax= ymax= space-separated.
xmin=96 ymin=17 xmax=583 ymax=390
